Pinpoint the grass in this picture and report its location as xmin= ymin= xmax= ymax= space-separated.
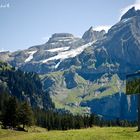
xmin=0 ymin=127 xmax=140 ymax=140
xmin=41 ymin=70 xmax=125 ymax=115
xmin=45 ymin=71 xmax=125 ymax=114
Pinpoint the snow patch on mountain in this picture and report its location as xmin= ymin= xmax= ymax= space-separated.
xmin=55 ymin=60 xmax=62 ymax=69
xmin=25 ymin=50 xmax=37 ymax=62
xmin=56 ymin=37 xmax=75 ymax=42
xmin=42 ymin=41 xmax=95 ymax=63
xmin=55 ymin=37 xmax=74 ymax=39
xmin=57 ymin=39 xmax=72 ymax=42
xmin=47 ymin=47 xmax=70 ymax=52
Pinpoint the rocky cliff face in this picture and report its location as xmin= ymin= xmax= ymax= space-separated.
xmin=121 ymin=7 xmax=140 ymax=20
xmin=82 ymin=26 xmax=105 ymax=42
xmin=1 ymin=7 xmax=140 ymax=120
xmin=81 ymin=93 xmax=137 ymax=120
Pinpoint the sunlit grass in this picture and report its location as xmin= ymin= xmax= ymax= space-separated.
xmin=0 ymin=126 xmax=140 ymax=140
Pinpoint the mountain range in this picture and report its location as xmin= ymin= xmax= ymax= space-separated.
xmin=1 ymin=7 xmax=140 ymax=120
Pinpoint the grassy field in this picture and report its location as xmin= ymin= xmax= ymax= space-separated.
xmin=0 ymin=126 xmax=140 ymax=140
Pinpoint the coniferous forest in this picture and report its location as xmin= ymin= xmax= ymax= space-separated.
xmin=0 ymin=61 xmax=137 ymax=131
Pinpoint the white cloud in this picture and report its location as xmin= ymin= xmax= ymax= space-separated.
xmin=93 ymin=25 xmax=112 ymax=32
xmin=120 ymin=0 xmax=140 ymax=19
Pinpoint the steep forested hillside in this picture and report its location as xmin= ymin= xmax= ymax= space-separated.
xmin=0 ymin=61 xmax=54 ymax=111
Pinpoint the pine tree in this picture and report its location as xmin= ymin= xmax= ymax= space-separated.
xmin=17 ymin=101 xmax=33 ymax=129
xmin=1 ymin=96 xmax=18 ymax=128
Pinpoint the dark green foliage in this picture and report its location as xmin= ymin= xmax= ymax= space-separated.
xmin=1 ymin=96 xmax=18 ymax=128
xmin=0 ymin=61 xmax=54 ymax=110
xmin=17 ymin=101 xmax=33 ymax=129
xmin=0 ymin=95 xmax=33 ymax=129
xmin=0 ymin=92 xmax=9 ymax=112
xmin=126 ymin=78 xmax=140 ymax=94
xmin=34 ymin=108 xmax=137 ymax=130
xmin=126 ymin=72 xmax=140 ymax=94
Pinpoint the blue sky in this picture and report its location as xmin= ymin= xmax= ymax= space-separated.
xmin=0 ymin=0 xmax=138 ymax=51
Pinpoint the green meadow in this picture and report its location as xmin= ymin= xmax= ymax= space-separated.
xmin=0 ymin=127 xmax=140 ymax=140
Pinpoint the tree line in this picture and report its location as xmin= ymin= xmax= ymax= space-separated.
xmin=0 ymin=93 xmax=137 ymax=131
xmin=0 ymin=93 xmax=33 ymax=130
xmin=34 ymin=108 xmax=137 ymax=130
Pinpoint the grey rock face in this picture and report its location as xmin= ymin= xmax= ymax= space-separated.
xmin=121 ymin=7 xmax=140 ymax=20
xmin=81 ymin=93 xmax=137 ymax=120
xmin=77 ymin=8 xmax=140 ymax=78
xmin=0 ymin=51 xmax=11 ymax=62
xmin=82 ymin=26 xmax=105 ymax=42
xmin=63 ymin=69 xmax=77 ymax=89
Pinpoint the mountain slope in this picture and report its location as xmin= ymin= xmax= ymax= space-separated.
xmin=0 ymin=7 xmax=140 ymax=120
xmin=0 ymin=30 xmax=105 ymax=74
xmin=0 ymin=61 xmax=53 ymax=110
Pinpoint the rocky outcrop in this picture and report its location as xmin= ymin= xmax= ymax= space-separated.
xmin=63 ymin=69 xmax=77 ymax=89
xmin=121 ymin=7 xmax=140 ymax=20
xmin=82 ymin=26 xmax=105 ymax=42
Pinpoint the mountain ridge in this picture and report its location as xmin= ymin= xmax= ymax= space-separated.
xmin=0 ymin=7 xmax=140 ymax=120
